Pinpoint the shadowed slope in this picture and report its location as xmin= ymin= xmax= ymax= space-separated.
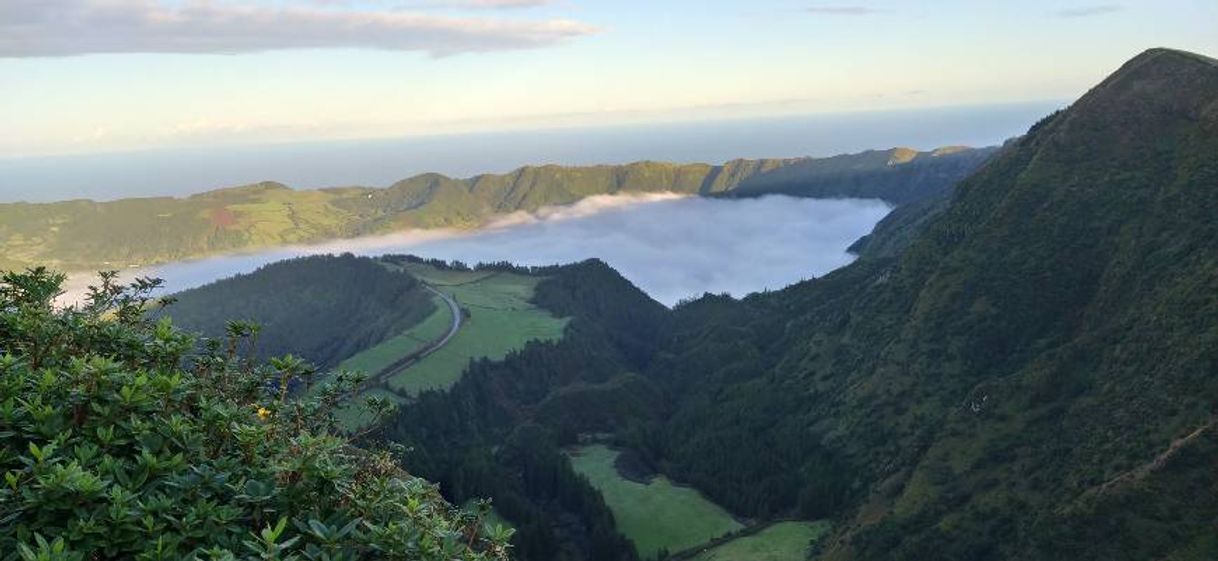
xmin=651 ymin=48 xmax=1218 ymax=561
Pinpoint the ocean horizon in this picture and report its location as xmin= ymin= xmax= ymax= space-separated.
xmin=0 ymin=100 xmax=1060 ymax=203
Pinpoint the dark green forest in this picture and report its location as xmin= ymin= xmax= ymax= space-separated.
xmin=374 ymin=259 xmax=671 ymax=561
xmin=165 ymin=254 xmax=436 ymax=368
xmin=372 ymin=48 xmax=1218 ymax=561
xmin=642 ymin=48 xmax=1218 ymax=560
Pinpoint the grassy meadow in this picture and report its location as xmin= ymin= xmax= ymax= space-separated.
xmin=332 ymin=261 xmax=568 ymax=431
xmin=689 ymin=521 xmax=831 ymax=561
xmin=567 ymin=444 xmax=743 ymax=559
xmin=335 ymin=293 xmax=453 ymax=375
xmin=386 ymin=263 xmax=569 ymax=395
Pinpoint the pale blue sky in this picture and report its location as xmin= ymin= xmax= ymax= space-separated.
xmin=2 ymin=0 xmax=1215 ymax=157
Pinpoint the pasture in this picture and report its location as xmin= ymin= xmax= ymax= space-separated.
xmin=689 ymin=521 xmax=831 ymax=561
xmin=386 ymin=264 xmax=568 ymax=395
xmin=566 ymin=444 xmax=743 ymax=559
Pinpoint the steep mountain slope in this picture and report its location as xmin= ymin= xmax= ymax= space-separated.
xmin=0 ymin=147 xmax=989 ymax=271
xmin=378 ymin=259 xmax=671 ymax=561
xmin=648 ymin=48 xmax=1218 ymax=560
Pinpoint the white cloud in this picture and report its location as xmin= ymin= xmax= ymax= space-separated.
xmin=0 ymin=0 xmax=597 ymax=58
xmin=63 ymin=194 xmax=892 ymax=307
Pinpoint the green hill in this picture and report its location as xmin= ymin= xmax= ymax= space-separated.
xmin=0 ymin=148 xmax=990 ymax=272
xmin=723 ymin=145 xmax=995 ymax=204
xmin=164 ymin=253 xmax=436 ymax=368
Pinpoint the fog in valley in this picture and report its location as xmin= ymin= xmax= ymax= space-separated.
xmin=65 ymin=194 xmax=891 ymax=306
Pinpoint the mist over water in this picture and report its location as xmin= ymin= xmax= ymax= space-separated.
xmin=64 ymin=194 xmax=891 ymax=306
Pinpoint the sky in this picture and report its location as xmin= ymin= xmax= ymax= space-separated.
xmin=2 ymin=0 xmax=1216 ymax=158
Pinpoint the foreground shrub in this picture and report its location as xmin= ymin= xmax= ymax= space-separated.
xmin=0 ymin=269 xmax=511 ymax=561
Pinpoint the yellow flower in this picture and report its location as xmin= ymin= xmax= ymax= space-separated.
xmin=256 ymin=407 xmax=271 ymax=420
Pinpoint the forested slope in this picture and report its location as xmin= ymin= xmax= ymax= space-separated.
xmin=87 ymin=48 xmax=1218 ymax=561
xmin=165 ymin=254 xmax=436 ymax=368
xmin=643 ymin=48 xmax=1218 ymax=560
xmin=376 ymin=259 xmax=672 ymax=561
xmin=724 ymin=145 xmax=996 ymax=204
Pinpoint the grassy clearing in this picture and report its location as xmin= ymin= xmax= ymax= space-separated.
xmin=689 ymin=521 xmax=831 ymax=561
xmin=335 ymin=294 xmax=453 ymax=375
xmin=407 ymin=266 xmax=500 ymax=287
xmin=567 ymin=445 xmax=743 ymax=559
xmin=330 ymin=262 xmax=568 ymax=432
xmin=386 ymin=264 xmax=568 ymax=395
xmin=306 ymin=292 xmax=449 ymax=406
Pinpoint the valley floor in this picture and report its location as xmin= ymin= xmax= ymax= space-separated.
xmin=333 ymin=261 xmax=568 ymax=430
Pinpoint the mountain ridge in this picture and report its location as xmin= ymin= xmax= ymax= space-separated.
xmin=641 ymin=47 xmax=1218 ymax=560
xmin=0 ymin=146 xmax=991 ymax=271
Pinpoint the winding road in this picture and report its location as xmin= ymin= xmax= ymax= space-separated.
xmin=362 ymin=282 xmax=463 ymax=389
xmin=420 ymin=283 xmax=462 ymax=358
xmin=327 ymin=271 xmax=467 ymax=426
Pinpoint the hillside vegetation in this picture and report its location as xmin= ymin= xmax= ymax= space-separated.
xmin=0 ymin=147 xmax=990 ymax=271
xmin=0 ymin=268 xmax=510 ymax=560
xmin=568 ymin=444 xmax=743 ymax=559
xmin=360 ymin=48 xmax=1218 ymax=561
xmin=639 ymin=48 xmax=1218 ymax=560
xmin=386 ymin=260 xmax=568 ymax=396
xmin=164 ymin=254 xmax=436 ymax=368
xmin=689 ymin=521 xmax=831 ymax=561
xmin=378 ymin=259 xmax=672 ymax=561
xmin=323 ymin=257 xmax=570 ymax=432
xmin=11 ymin=47 xmax=1213 ymax=561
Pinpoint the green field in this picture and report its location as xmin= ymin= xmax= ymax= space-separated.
xmin=567 ymin=444 xmax=743 ymax=559
xmin=335 ymin=293 xmax=453 ymax=375
xmin=311 ymin=292 xmax=452 ymax=432
xmin=689 ymin=521 xmax=831 ymax=561
xmin=329 ymin=262 xmax=569 ymax=431
xmin=386 ymin=264 xmax=569 ymax=395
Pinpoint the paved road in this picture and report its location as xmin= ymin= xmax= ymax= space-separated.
xmin=363 ymin=283 xmax=461 ymax=389
xmin=325 ymin=274 xmax=466 ymax=425
xmin=420 ymin=283 xmax=462 ymax=357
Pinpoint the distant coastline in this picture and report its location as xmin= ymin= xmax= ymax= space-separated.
xmin=0 ymin=101 xmax=1059 ymax=203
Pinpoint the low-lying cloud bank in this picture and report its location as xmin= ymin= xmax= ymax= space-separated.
xmin=0 ymin=0 xmax=596 ymax=58
xmin=394 ymin=194 xmax=891 ymax=305
xmin=63 ymin=193 xmax=891 ymax=307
